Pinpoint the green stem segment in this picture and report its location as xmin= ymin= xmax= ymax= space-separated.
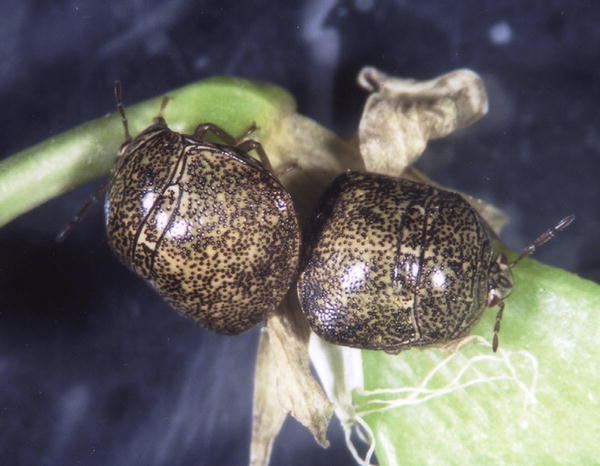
xmin=0 ymin=77 xmax=294 ymax=227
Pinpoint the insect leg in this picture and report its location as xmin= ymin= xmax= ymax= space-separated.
xmin=55 ymin=181 xmax=109 ymax=243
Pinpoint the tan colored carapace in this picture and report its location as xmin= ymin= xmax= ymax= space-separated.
xmin=105 ymin=99 xmax=300 ymax=334
xmin=298 ymin=171 xmax=574 ymax=353
xmin=298 ymin=171 xmax=504 ymax=353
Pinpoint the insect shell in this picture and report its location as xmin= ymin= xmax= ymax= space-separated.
xmin=297 ymin=170 xmax=572 ymax=353
xmin=105 ymin=98 xmax=301 ymax=335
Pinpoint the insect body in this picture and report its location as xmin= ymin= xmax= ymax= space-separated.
xmin=297 ymin=171 xmax=573 ymax=353
xmin=105 ymin=85 xmax=301 ymax=334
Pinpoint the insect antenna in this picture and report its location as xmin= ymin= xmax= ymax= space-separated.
xmin=491 ymin=214 xmax=575 ymax=351
xmin=114 ymin=80 xmax=131 ymax=143
xmin=510 ymin=214 xmax=575 ymax=267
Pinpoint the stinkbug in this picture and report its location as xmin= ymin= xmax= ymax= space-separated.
xmin=297 ymin=171 xmax=573 ymax=353
xmin=63 ymin=83 xmax=301 ymax=334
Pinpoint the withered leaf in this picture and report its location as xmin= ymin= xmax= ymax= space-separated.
xmin=357 ymin=67 xmax=488 ymax=176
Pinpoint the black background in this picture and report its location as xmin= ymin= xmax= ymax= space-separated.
xmin=1 ymin=1 xmax=599 ymax=465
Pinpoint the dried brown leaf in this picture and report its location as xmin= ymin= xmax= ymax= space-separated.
xmin=249 ymin=109 xmax=360 ymax=466
xmin=250 ymin=298 xmax=333 ymax=466
xmin=357 ymin=67 xmax=488 ymax=176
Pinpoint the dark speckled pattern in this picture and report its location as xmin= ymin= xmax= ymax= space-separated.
xmin=105 ymin=120 xmax=301 ymax=334
xmin=298 ymin=171 xmax=497 ymax=353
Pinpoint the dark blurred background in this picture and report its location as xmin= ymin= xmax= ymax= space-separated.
xmin=1 ymin=1 xmax=599 ymax=465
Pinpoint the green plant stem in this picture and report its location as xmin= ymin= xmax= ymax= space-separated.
xmin=0 ymin=77 xmax=294 ymax=227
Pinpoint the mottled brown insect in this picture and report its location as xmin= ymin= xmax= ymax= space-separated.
xmin=297 ymin=171 xmax=573 ymax=353
xmin=103 ymin=84 xmax=301 ymax=334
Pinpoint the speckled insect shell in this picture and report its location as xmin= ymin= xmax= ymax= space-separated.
xmin=105 ymin=120 xmax=301 ymax=334
xmin=297 ymin=171 xmax=499 ymax=353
